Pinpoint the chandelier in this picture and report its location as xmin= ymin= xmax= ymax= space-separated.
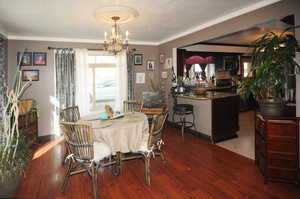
xmin=95 ymin=6 xmax=139 ymax=55
xmin=104 ymin=16 xmax=129 ymax=55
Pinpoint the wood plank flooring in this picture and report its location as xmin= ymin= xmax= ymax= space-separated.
xmin=14 ymin=125 xmax=300 ymax=199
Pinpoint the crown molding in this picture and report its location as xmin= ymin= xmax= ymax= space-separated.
xmin=158 ymin=0 xmax=281 ymax=45
xmin=7 ymin=35 xmax=159 ymax=46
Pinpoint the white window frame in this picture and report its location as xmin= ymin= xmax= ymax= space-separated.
xmin=88 ymin=51 xmax=116 ymax=110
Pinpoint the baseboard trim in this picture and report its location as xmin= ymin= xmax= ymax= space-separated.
xmin=166 ymin=121 xmax=212 ymax=143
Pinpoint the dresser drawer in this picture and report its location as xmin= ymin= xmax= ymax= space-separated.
xmin=268 ymin=158 xmax=297 ymax=169
xmin=267 ymin=121 xmax=297 ymax=141
xmin=268 ymin=141 xmax=297 ymax=154
xmin=267 ymin=167 xmax=298 ymax=180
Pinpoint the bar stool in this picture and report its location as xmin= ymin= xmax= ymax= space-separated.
xmin=172 ymin=95 xmax=195 ymax=141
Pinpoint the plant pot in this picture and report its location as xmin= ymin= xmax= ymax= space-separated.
xmin=258 ymin=99 xmax=285 ymax=116
xmin=0 ymin=175 xmax=21 ymax=198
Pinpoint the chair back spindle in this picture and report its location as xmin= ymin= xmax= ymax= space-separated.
xmin=60 ymin=106 xmax=80 ymax=122
xmin=123 ymin=100 xmax=144 ymax=112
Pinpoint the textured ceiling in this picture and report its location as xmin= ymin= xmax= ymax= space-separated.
xmin=0 ymin=0 xmax=279 ymax=44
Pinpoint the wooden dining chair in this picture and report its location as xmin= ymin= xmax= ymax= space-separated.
xmin=123 ymin=100 xmax=144 ymax=112
xmin=60 ymin=106 xmax=81 ymax=165
xmin=60 ymin=106 xmax=80 ymax=122
xmin=60 ymin=121 xmax=111 ymax=199
xmin=134 ymin=109 xmax=169 ymax=185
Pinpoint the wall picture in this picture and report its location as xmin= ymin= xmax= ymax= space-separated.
xmin=22 ymin=70 xmax=39 ymax=81
xmin=147 ymin=60 xmax=155 ymax=71
xmin=17 ymin=52 xmax=32 ymax=66
xmin=159 ymin=53 xmax=165 ymax=64
xmin=33 ymin=52 xmax=47 ymax=66
xmin=134 ymin=54 xmax=143 ymax=65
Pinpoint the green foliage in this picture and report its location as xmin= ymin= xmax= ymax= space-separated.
xmin=240 ymin=30 xmax=299 ymax=100
xmin=0 ymin=135 xmax=31 ymax=181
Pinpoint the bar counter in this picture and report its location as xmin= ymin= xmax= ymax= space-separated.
xmin=172 ymin=92 xmax=240 ymax=143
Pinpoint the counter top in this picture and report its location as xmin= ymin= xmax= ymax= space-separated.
xmin=176 ymin=92 xmax=238 ymax=100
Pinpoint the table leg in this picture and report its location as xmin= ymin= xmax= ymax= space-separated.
xmin=112 ymin=152 xmax=121 ymax=176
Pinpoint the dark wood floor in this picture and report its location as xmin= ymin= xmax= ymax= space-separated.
xmin=15 ymin=125 xmax=300 ymax=199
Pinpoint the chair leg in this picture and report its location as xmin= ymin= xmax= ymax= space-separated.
xmin=62 ymin=142 xmax=68 ymax=165
xmin=61 ymin=160 xmax=73 ymax=192
xmin=159 ymin=151 xmax=167 ymax=163
xmin=91 ymin=163 xmax=99 ymax=199
xmin=181 ymin=117 xmax=185 ymax=141
xmin=144 ymin=155 xmax=151 ymax=186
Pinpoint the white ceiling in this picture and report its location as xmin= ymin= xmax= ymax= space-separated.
xmin=0 ymin=0 xmax=280 ymax=45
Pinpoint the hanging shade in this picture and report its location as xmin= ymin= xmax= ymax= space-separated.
xmin=185 ymin=56 xmax=215 ymax=65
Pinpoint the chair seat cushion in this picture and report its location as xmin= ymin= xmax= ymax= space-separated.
xmin=94 ymin=142 xmax=111 ymax=161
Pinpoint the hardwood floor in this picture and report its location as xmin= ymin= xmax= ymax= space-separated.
xmin=15 ymin=125 xmax=300 ymax=199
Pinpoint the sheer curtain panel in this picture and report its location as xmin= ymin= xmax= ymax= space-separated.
xmin=75 ymin=48 xmax=91 ymax=116
xmin=116 ymin=50 xmax=128 ymax=112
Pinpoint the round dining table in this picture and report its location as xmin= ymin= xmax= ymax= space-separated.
xmin=80 ymin=112 xmax=149 ymax=155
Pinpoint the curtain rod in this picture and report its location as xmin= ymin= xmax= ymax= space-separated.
xmin=48 ymin=46 xmax=137 ymax=52
xmin=48 ymin=46 xmax=105 ymax=51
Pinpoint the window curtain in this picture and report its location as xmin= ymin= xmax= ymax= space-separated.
xmin=74 ymin=48 xmax=90 ymax=116
xmin=115 ymin=50 xmax=128 ymax=112
xmin=127 ymin=50 xmax=135 ymax=100
xmin=0 ymin=36 xmax=7 ymax=123
xmin=55 ymin=48 xmax=76 ymax=110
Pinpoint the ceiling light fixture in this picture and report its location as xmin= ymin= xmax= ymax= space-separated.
xmin=104 ymin=16 xmax=129 ymax=55
xmin=95 ymin=6 xmax=139 ymax=55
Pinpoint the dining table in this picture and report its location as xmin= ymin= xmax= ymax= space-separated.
xmin=80 ymin=112 xmax=149 ymax=154
xmin=80 ymin=112 xmax=149 ymax=174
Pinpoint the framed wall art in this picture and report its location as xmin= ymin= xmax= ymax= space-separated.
xmin=147 ymin=60 xmax=155 ymax=71
xmin=134 ymin=54 xmax=143 ymax=65
xmin=159 ymin=53 xmax=165 ymax=64
xmin=17 ymin=52 xmax=32 ymax=66
xmin=33 ymin=52 xmax=47 ymax=66
xmin=22 ymin=70 xmax=39 ymax=81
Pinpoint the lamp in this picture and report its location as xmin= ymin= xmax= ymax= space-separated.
xmin=95 ymin=6 xmax=139 ymax=55
xmin=104 ymin=16 xmax=129 ymax=55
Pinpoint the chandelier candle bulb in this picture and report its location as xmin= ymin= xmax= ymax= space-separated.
xmin=104 ymin=32 xmax=107 ymax=41
xmin=126 ymin=31 xmax=129 ymax=40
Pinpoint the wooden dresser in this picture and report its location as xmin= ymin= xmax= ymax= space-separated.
xmin=255 ymin=113 xmax=299 ymax=184
xmin=18 ymin=99 xmax=38 ymax=146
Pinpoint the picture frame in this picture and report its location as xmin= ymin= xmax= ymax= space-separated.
xmin=22 ymin=70 xmax=39 ymax=81
xmin=147 ymin=60 xmax=155 ymax=71
xmin=134 ymin=54 xmax=143 ymax=65
xmin=17 ymin=52 xmax=32 ymax=66
xmin=33 ymin=52 xmax=47 ymax=66
xmin=159 ymin=53 xmax=165 ymax=64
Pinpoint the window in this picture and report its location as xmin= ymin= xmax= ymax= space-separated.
xmin=243 ymin=62 xmax=252 ymax=77
xmin=88 ymin=52 xmax=117 ymax=111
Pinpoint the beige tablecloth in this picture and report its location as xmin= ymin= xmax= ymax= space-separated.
xmin=80 ymin=112 xmax=149 ymax=155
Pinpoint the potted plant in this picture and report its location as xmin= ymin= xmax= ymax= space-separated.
xmin=240 ymin=29 xmax=299 ymax=116
xmin=0 ymin=51 xmax=32 ymax=198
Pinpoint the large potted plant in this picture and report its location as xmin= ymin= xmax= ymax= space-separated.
xmin=0 ymin=51 xmax=32 ymax=198
xmin=241 ymin=29 xmax=299 ymax=116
